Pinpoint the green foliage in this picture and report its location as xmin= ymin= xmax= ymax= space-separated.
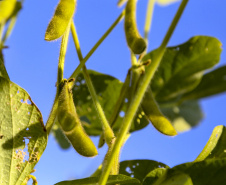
xmin=119 ymin=160 xmax=169 ymax=182
xmin=161 ymin=100 xmax=203 ymax=132
xmin=0 ymin=77 xmax=47 ymax=185
xmin=143 ymin=36 xmax=222 ymax=102
xmin=144 ymin=170 xmax=193 ymax=185
xmin=195 ymin=125 xmax=226 ymax=161
xmin=51 ymin=123 xmax=70 ymax=149
xmin=72 ymin=70 xmax=149 ymax=136
xmin=0 ymin=55 xmax=9 ymax=80
xmin=54 ymin=174 xmax=140 ymax=185
xmin=182 ymin=66 xmax=226 ymax=100
xmin=1 ymin=0 xmax=226 ymax=184
xmin=109 ymin=126 xmax=226 ymax=185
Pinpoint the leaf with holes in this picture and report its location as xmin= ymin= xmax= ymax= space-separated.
xmin=182 ymin=66 xmax=226 ymax=101
xmin=142 ymin=36 xmax=222 ymax=102
xmin=160 ymin=100 xmax=203 ymax=133
xmin=142 ymin=168 xmax=168 ymax=185
xmin=171 ymin=158 xmax=226 ymax=185
xmin=72 ymin=70 xmax=149 ymax=136
xmin=0 ymin=77 xmax=47 ymax=185
xmin=54 ymin=174 xmax=140 ymax=185
xmin=195 ymin=125 xmax=226 ymax=162
xmin=119 ymin=160 xmax=169 ymax=182
xmin=144 ymin=158 xmax=226 ymax=185
xmin=143 ymin=169 xmax=193 ymax=185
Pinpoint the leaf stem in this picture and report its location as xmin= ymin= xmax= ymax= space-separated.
xmin=0 ymin=23 xmax=5 ymax=48
xmin=2 ymin=16 xmax=17 ymax=44
xmin=57 ymin=24 xmax=70 ymax=87
xmin=144 ymin=0 xmax=155 ymax=42
xmin=130 ymin=52 xmax=138 ymax=66
xmin=46 ymin=95 xmax=59 ymax=135
xmin=98 ymin=71 xmax=131 ymax=148
xmin=70 ymin=22 xmax=115 ymax=146
xmin=98 ymin=1 xmax=189 ymax=184
xmin=69 ymin=10 xmax=125 ymax=79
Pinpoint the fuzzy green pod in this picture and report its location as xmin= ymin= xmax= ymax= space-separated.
xmin=45 ymin=0 xmax=76 ymax=41
xmin=141 ymin=87 xmax=177 ymax=136
xmin=0 ymin=0 xmax=17 ymax=23
xmin=124 ymin=0 xmax=147 ymax=54
xmin=58 ymin=79 xmax=98 ymax=157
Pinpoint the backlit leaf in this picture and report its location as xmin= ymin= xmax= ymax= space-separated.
xmin=0 ymin=77 xmax=47 ymax=185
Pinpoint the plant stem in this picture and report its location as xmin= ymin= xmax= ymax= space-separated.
xmin=130 ymin=52 xmax=138 ymax=66
xmin=46 ymin=95 xmax=59 ymax=135
xmin=98 ymin=71 xmax=131 ymax=148
xmin=2 ymin=16 xmax=17 ymax=44
xmin=45 ymin=11 xmax=124 ymax=135
xmin=0 ymin=23 xmax=5 ymax=48
xmin=98 ymin=1 xmax=189 ymax=184
xmin=46 ymin=23 xmax=71 ymax=134
xmin=144 ymin=0 xmax=155 ymax=42
xmin=57 ymin=24 xmax=70 ymax=86
xmin=69 ymin=10 xmax=125 ymax=79
xmin=70 ymin=22 xmax=115 ymax=146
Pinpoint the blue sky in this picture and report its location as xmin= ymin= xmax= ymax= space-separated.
xmin=3 ymin=0 xmax=226 ymax=184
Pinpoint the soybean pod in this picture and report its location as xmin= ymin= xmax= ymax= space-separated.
xmin=141 ymin=87 xmax=177 ymax=136
xmin=124 ymin=0 xmax=147 ymax=54
xmin=45 ymin=0 xmax=76 ymax=41
xmin=0 ymin=0 xmax=17 ymax=23
xmin=58 ymin=79 xmax=98 ymax=157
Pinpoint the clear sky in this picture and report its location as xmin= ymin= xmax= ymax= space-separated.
xmin=3 ymin=0 xmax=226 ymax=184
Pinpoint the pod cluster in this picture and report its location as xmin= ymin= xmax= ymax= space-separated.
xmin=124 ymin=0 xmax=147 ymax=54
xmin=57 ymin=79 xmax=98 ymax=157
xmin=45 ymin=0 xmax=76 ymax=41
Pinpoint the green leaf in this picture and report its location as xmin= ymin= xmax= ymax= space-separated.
xmin=51 ymin=123 xmax=71 ymax=150
xmin=172 ymin=158 xmax=226 ymax=185
xmin=160 ymin=100 xmax=203 ymax=132
xmin=142 ymin=36 xmax=222 ymax=102
xmin=0 ymin=77 xmax=47 ymax=185
xmin=54 ymin=174 xmax=140 ymax=185
xmin=142 ymin=168 xmax=168 ymax=185
xmin=195 ymin=125 xmax=226 ymax=162
xmin=144 ymin=169 xmax=193 ymax=185
xmin=72 ymin=70 xmax=149 ymax=136
xmin=119 ymin=160 xmax=169 ymax=182
xmin=182 ymin=66 xmax=226 ymax=101
xmin=0 ymin=52 xmax=9 ymax=80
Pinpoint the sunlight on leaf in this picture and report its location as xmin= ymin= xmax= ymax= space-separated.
xmin=143 ymin=36 xmax=222 ymax=102
xmin=195 ymin=125 xmax=226 ymax=162
xmin=54 ymin=174 xmax=140 ymax=185
xmin=182 ymin=66 xmax=226 ymax=101
xmin=72 ymin=70 xmax=149 ymax=136
xmin=119 ymin=160 xmax=168 ymax=182
xmin=0 ymin=77 xmax=47 ymax=185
